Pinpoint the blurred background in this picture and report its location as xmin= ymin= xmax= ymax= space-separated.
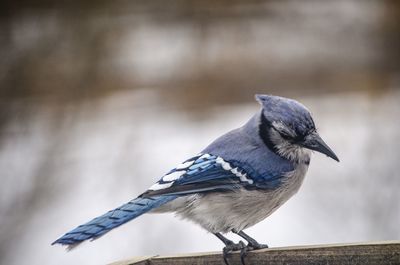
xmin=1 ymin=0 xmax=400 ymax=264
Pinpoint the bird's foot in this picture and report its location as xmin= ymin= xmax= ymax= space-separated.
xmin=222 ymin=241 xmax=268 ymax=265
xmin=222 ymin=240 xmax=246 ymax=265
xmin=247 ymin=241 xmax=269 ymax=250
xmin=238 ymin=242 xmax=269 ymax=265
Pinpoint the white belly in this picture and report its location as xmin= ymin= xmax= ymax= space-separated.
xmin=154 ymin=163 xmax=309 ymax=233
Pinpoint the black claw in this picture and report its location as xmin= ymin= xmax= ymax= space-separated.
xmin=233 ymin=230 xmax=269 ymax=251
xmin=223 ymin=246 xmax=232 ymax=265
xmin=215 ymin=233 xmax=264 ymax=265
xmin=240 ymin=246 xmax=247 ymax=265
xmin=222 ymin=240 xmax=246 ymax=265
xmin=238 ymin=243 xmax=268 ymax=265
xmin=248 ymin=242 xmax=269 ymax=250
xmin=222 ymin=250 xmax=230 ymax=265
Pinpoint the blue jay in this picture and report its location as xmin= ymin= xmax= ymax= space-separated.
xmin=53 ymin=94 xmax=339 ymax=264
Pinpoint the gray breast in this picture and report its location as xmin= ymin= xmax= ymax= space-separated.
xmin=154 ymin=163 xmax=309 ymax=233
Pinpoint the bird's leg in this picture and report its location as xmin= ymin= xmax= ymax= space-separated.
xmin=214 ymin=233 xmax=246 ymax=265
xmin=232 ymin=230 xmax=269 ymax=250
xmin=230 ymin=230 xmax=269 ymax=265
xmin=239 ymin=245 xmax=248 ymax=265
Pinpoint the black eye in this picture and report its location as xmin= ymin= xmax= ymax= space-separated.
xmin=279 ymin=131 xmax=292 ymax=140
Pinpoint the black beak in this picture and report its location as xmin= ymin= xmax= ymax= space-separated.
xmin=301 ymin=132 xmax=339 ymax=162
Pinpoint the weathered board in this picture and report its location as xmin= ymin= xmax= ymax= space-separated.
xmin=110 ymin=241 xmax=400 ymax=265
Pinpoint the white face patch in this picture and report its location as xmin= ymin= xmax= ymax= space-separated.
xmin=268 ymin=125 xmax=311 ymax=164
xmin=271 ymin=121 xmax=296 ymax=138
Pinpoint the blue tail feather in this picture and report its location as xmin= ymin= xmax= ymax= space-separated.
xmin=52 ymin=195 xmax=177 ymax=247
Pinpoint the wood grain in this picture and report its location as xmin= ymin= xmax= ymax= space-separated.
xmin=110 ymin=241 xmax=400 ymax=265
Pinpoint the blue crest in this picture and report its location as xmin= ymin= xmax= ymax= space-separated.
xmin=255 ymin=94 xmax=315 ymax=136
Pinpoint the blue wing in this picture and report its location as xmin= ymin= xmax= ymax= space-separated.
xmin=141 ymin=153 xmax=287 ymax=197
xmin=53 ymin=153 xmax=290 ymax=248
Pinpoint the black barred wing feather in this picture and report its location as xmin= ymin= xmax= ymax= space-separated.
xmin=141 ymin=154 xmax=255 ymax=197
xmin=52 ymin=195 xmax=177 ymax=247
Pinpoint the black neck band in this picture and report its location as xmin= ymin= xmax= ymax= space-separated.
xmin=259 ymin=113 xmax=280 ymax=155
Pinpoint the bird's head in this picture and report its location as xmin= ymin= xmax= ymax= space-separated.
xmin=256 ymin=94 xmax=339 ymax=163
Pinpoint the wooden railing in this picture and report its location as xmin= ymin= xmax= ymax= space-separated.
xmin=110 ymin=241 xmax=400 ymax=265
